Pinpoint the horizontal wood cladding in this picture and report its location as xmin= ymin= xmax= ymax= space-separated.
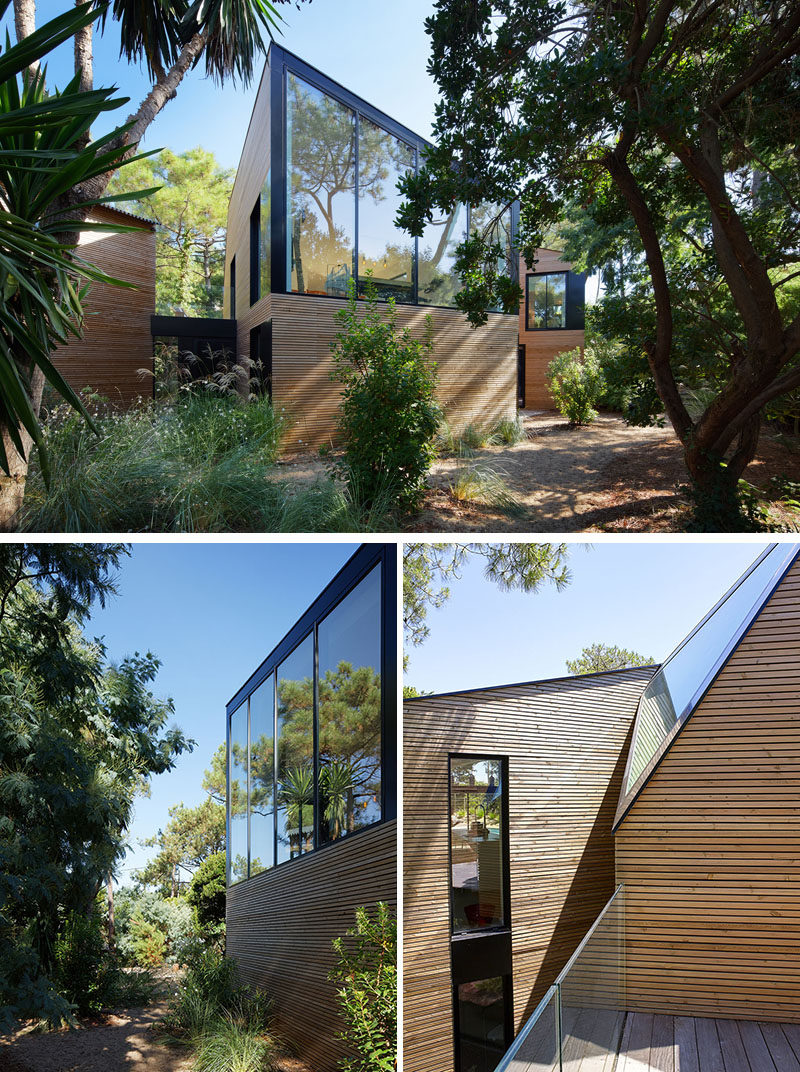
xmin=258 ymin=294 xmax=518 ymax=451
xmin=226 ymin=819 xmax=396 ymax=1071
xmin=224 ymin=57 xmax=270 ymax=321
xmin=616 ymin=559 xmax=800 ymax=1024
xmin=403 ymin=669 xmax=652 ymax=1072
xmin=518 ymin=250 xmax=584 ymax=410
xmin=52 ymin=207 xmax=156 ymax=406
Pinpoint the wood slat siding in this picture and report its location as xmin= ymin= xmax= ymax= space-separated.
xmin=224 ymin=58 xmax=518 ymax=447
xmin=518 ymin=250 xmax=585 ymax=410
xmin=403 ymin=669 xmax=653 ymax=1072
xmin=226 ymin=819 xmax=396 ymax=1071
xmin=52 ymin=206 xmax=156 ymax=406
xmin=267 ymin=294 xmax=517 ymax=450
xmin=615 ymin=559 xmax=800 ymax=1024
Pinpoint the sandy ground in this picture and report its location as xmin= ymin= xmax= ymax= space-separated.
xmin=274 ymin=410 xmax=800 ymax=532
xmin=0 ymin=1003 xmax=194 ymax=1072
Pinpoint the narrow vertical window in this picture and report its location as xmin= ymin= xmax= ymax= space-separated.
xmin=260 ymin=168 xmax=271 ymax=297
xmin=249 ymin=675 xmax=275 ymax=875
xmin=250 ymin=199 xmax=260 ymax=305
xmin=276 ymin=634 xmax=315 ymax=862
xmin=317 ymin=564 xmax=382 ymax=845
xmin=450 ymin=756 xmax=507 ymax=932
xmin=230 ymin=255 xmax=236 ymax=320
xmin=455 ymin=977 xmax=510 ymax=1072
xmin=228 ymin=700 xmax=248 ymax=883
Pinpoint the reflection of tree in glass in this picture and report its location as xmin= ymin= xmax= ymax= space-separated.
xmin=319 ymin=661 xmax=381 ymax=841
xmin=288 ymin=75 xmax=415 ymax=296
xmin=229 ymin=739 xmax=248 ymax=819
xmin=277 ymin=673 xmax=314 ymax=858
xmin=249 ymin=733 xmax=274 ymax=818
xmin=282 ymin=763 xmax=314 ymax=857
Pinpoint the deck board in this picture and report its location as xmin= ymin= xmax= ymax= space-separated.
xmin=614 ymin=1014 xmax=800 ymax=1071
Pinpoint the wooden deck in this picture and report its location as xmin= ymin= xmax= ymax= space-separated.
xmin=616 ymin=1012 xmax=800 ymax=1071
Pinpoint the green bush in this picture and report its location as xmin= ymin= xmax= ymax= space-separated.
xmin=546 ymin=347 xmax=605 ymax=426
xmin=187 ymin=852 xmax=227 ymax=938
xmin=330 ymin=903 xmax=396 ymax=1072
xmin=129 ymin=918 xmax=167 ymax=967
xmin=489 ymin=418 xmax=524 ymax=446
xmin=330 ymin=275 xmax=442 ymax=512
xmin=194 ymin=1015 xmax=279 ymax=1072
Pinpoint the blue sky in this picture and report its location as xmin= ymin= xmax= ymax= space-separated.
xmin=83 ymin=541 xmax=360 ymax=885
xmin=15 ymin=0 xmax=440 ymax=169
xmin=405 ymin=540 xmax=787 ymax=695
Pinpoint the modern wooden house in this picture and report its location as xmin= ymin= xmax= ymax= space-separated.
xmin=404 ymin=542 xmax=800 ymax=1072
xmin=403 ymin=666 xmax=655 ymax=1072
xmin=224 ymin=45 xmax=589 ymax=447
xmin=52 ymin=206 xmax=156 ymax=405
xmin=517 ymin=249 xmax=586 ymax=410
xmin=225 ymin=543 xmax=396 ymax=1070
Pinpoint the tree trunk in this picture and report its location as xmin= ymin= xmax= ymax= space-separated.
xmin=13 ymin=0 xmax=38 ymax=77
xmin=0 ymin=366 xmax=45 ymax=531
xmin=106 ymin=872 xmax=115 ymax=948
xmin=684 ymin=412 xmax=761 ymax=531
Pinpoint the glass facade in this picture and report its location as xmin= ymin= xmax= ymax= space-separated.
xmin=625 ymin=543 xmax=798 ymax=796
xmin=277 ymin=633 xmax=315 ymax=863
xmin=456 ymin=977 xmax=508 ymax=1072
xmin=358 ymin=119 xmax=415 ymax=302
xmin=249 ymin=676 xmax=274 ymax=875
xmin=318 ymin=565 xmax=382 ymax=844
xmin=226 ymin=551 xmax=389 ymax=886
xmin=261 ymin=53 xmax=517 ymax=309
xmin=526 ymin=272 xmax=566 ymax=329
xmin=287 ymin=73 xmax=356 ymax=297
xmin=450 ymin=757 xmax=506 ymax=932
xmin=229 ymin=701 xmax=248 ymax=883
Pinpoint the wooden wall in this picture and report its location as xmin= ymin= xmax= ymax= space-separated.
xmin=52 ymin=206 xmax=156 ymax=406
xmin=616 ymin=558 xmax=800 ymax=1023
xmin=403 ymin=669 xmax=653 ymax=1072
xmin=518 ymin=249 xmax=585 ymax=410
xmin=267 ymin=294 xmax=517 ymax=450
xmin=227 ymin=819 xmax=396 ymax=1071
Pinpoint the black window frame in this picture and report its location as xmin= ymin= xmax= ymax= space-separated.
xmin=250 ymin=199 xmax=261 ymax=306
xmin=225 ymin=544 xmax=396 ymax=887
xmin=525 ymin=270 xmax=567 ymax=331
xmin=229 ymin=255 xmax=236 ymax=320
xmin=448 ymin=753 xmax=511 ymax=937
xmin=268 ymin=43 xmax=518 ymax=312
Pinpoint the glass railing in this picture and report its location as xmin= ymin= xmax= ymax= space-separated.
xmin=624 ymin=542 xmax=799 ymax=796
xmin=492 ymin=887 xmax=625 ymax=1072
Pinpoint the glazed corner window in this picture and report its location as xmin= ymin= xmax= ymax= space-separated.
xmin=450 ymin=757 xmax=507 ymax=933
xmin=526 ymin=272 xmax=566 ymax=330
xmin=250 ymin=199 xmax=260 ymax=305
xmin=318 ymin=565 xmax=382 ymax=845
xmin=229 ymin=700 xmax=248 ymax=883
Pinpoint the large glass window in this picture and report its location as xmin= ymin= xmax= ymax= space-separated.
xmin=287 ymin=74 xmax=356 ymax=297
xmin=260 ymin=168 xmax=270 ymax=298
xmin=456 ymin=977 xmax=509 ymax=1072
xmin=526 ymin=272 xmax=566 ymax=329
xmin=276 ymin=634 xmax=315 ymax=863
xmin=450 ymin=757 xmax=506 ymax=932
xmin=358 ymin=121 xmax=415 ymax=303
xmin=249 ymin=675 xmax=274 ymax=876
xmin=318 ymin=565 xmax=382 ymax=845
xmin=471 ymin=202 xmax=513 ymax=277
xmin=229 ymin=701 xmax=248 ymax=883
xmin=418 ymin=202 xmax=467 ymax=307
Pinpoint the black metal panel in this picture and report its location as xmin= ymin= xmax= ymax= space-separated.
xmin=565 ymin=270 xmax=587 ymax=330
xmin=451 ymin=930 xmax=513 ymax=986
xmin=151 ymin=315 xmax=237 ymax=341
xmin=517 ymin=343 xmax=526 ymax=408
xmin=230 ymin=256 xmax=236 ymax=319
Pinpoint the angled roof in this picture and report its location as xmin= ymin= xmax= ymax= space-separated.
xmin=613 ymin=542 xmax=800 ymax=831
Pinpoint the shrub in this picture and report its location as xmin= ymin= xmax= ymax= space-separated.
xmin=330 ymin=903 xmax=396 ymax=1072
xmin=194 ymin=1015 xmax=279 ymax=1072
xmin=489 ymin=418 xmax=524 ymax=446
xmin=330 ymin=275 xmax=442 ymax=512
xmin=449 ymin=464 xmax=520 ymax=514
xmin=546 ymin=347 xmax=605 ymax=426
xmin=187 ymin=852 xmax=226 ymax=938
xmin=458 ymin=423 xmax=490 ymax=450
xmin=129 ymin=918 xmax=167 ymax=967
xmin=53 ymin=910 xmax=108 ymax=1016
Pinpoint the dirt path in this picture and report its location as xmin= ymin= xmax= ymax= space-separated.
xmin=407 ymin=412 xmax=800 ymax=532
xmin=0 ymin=1003 xmax=194 ymax=1072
